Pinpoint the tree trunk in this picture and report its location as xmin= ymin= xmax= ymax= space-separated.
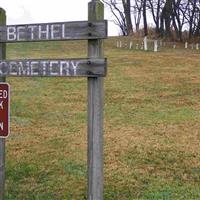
xmin=143 ymin=0 xmax=148 ymax=36
xmin=122 ymin=0 xmax=133 ymax=35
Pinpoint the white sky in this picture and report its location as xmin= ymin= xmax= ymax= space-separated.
xmin=0 ymin=0 xmax=119 ymax=36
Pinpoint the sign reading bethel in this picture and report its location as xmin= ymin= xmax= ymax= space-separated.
xmin=0 ymin=21 xmax=107 ymax=42
xmin=0 ymin=58 xmax=106 ymax=77
xmin=0 ymin=83 xmax=9 ymax=138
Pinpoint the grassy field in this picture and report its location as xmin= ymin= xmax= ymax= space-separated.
xmin=4 ymin=37 xmax=200 ymax=199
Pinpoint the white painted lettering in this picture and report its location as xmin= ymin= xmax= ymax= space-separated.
xmin=60 ymin=61 xmax=70 ymax=76
xmin=31 ymin=62 xmax=39 ymax=75
xmin=71 ymin=61 xmax=79 ymax=75
xmin=0 ymin=122 xmax=3 ymax=131
xmin=18 ymin=61 xmax=30 ymax=75
xmin=0 ymin=101 xmax=3 ymax=109
xmin=39 ymin=25 xmax=49 ymax=40
xmin=9 ymin=62 xmax=18 ymax=76
xmin=40 ymin=61 xmax=49 ymax=75
xmin=28 ymin=25 xmax=37 ymax=40
xmin=50 ymin=61 xmax=59 ymax=75
xmin=62 ymin=24 xmax=67 ymax=39
xmin=51 ymin=24 xmax=61 ymax=39
xmin=17 ymin=26 xmax=26 ymax=41
xmin=7 ymin=27 xmax=17 ymax=41
xmin=0 ymin=90 xmax=7 ymax=99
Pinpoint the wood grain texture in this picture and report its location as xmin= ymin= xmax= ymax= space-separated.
xmin=0 ymin=7 xmax=6 ymax=200
xmin=0 ymin=58 xmax=107 ymax=77
xmin=87 ymin=1 xmax=104 ymax=200
xmin=0 ymin=20 xmax=107 ymax=42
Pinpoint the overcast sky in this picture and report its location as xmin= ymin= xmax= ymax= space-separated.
xmin=0 ymin=0 xmax=118 ymax=36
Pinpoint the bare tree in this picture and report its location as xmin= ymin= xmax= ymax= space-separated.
xmin=103 ymin=0 xmax=133 ymax=35
xmin=142 ymin=0 xmax=148 ymax=36
xmin=185 ymin=0 xmax=200 ymax=39
xmin=193 ymin=0 xmax=200 ymax=37
xmin=170 ymin=0 xmax=188 ymax=41
xmin=103 ymin=0 xmax=199 ymax=40
xmin=103 ymin=0 xmax=127 ymax=35
xmin=122 ymin=0 xmax=134 ymax=35
xmin=147 ymin=0 xmax=165 ymax=37
xmin=133 ymin=0 xmax=143 ymax=33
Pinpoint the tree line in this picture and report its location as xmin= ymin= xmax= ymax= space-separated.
xmin=103 ymin=0 xmax=200 ymax=41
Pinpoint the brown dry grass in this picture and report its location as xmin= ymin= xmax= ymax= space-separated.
xmin=4 ymin=37 xmax=200 ymax=199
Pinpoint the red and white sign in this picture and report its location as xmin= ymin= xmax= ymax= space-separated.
xmin=0 ymin=83 xmax=10 ymax=138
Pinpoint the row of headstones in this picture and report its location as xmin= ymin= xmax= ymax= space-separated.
xmin=116 ymin=40 xmax=200 ymax=52
xmin=184 ymin=42 xmax=199 ymax=50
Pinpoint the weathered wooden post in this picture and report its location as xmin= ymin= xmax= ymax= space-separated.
xmin=0 ymin=2 xmax=107 ymax=199
xmin=88 ymin=0 xmax=104 ymax=199
xmin=0 ymin=8 xmax=6 ymax=200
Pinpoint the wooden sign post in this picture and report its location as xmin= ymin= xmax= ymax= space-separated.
xmin=0 ymin=0 xmax=106 ymax=199
xmin=0 ymin=8 xmax=6 ymax=200
xmin=0 ymin=83 xmax=10 ymax=137
xmin=88 ymin=1 xmax=104 ymax=200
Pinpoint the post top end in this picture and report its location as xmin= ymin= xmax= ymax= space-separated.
xmin=0 ymin=8 xmax=6 ymax=13
xmin=90 ymin=0 xmax=103 ymax=3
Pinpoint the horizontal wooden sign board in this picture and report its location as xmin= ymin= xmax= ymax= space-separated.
xmin=0 ymin=58 xmax=107 ymax=77
xmin=0 ymin=21 xmax=107 ymax=43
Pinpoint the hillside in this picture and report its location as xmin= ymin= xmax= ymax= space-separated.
xmin=5 ymin=37 xmax=200 ymax=199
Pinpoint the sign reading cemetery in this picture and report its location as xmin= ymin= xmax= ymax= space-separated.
xmin=0 ymin=1 xmax=107 ymax=199
xmin=0 ymin=83 xmax=9 ymax=138
xmin=0 ymin=21 xmax=107 ymax=42
xmin=0 ymin=58 xmax=107 ymax=77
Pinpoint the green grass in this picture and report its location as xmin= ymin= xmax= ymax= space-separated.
xmin=4 ymin=37 xmax=200 ymax=199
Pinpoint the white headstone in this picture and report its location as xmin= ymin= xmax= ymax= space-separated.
xmin=129 ymin=41 xmax=133 ymax=49
xmin=141 ymin=42 xmax=144 ymax=50
xmin=119 ymin=41 xmax=122 ymax=48
xmin=185 ymin=42 xmax=188 ymax=49
xmin=196 ymin=43 xmax=199 ymax=50
xmin=154 ymin=40 xmax=158 ymax=52
xmin=144 ymin=36 xmax=148 ymax=51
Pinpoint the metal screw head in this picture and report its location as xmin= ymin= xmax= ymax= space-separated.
xmin=87 ymin=61 xmax=91 ymax=65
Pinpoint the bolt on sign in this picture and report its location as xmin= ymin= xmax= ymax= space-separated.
xmin=0 ymin=58 xmax=107 ymax=77
xmin=0 ymin=21 xmax=107 ymax=42
xmin=0 ymin=83 xmax=10 ymax=138
xmin=0 ymin=1 xmax=107 ymax=199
